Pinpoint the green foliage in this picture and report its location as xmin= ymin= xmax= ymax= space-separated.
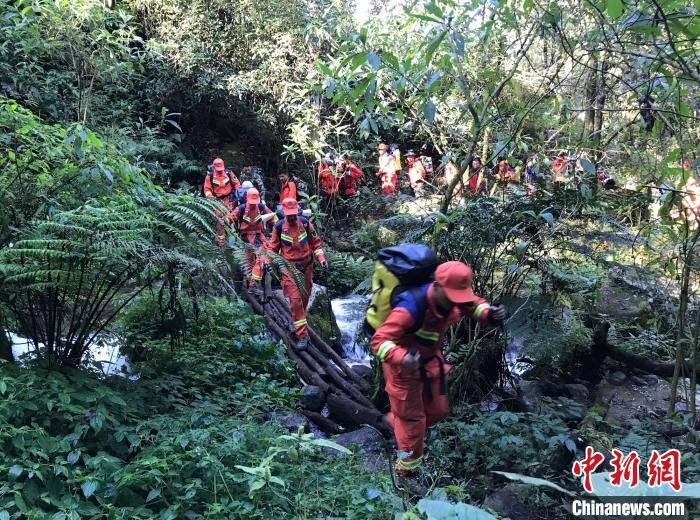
xmin=0 ymin=193 xmax=224 ymax=367
xmin=429 ymin=409 xmax=572 ymax=500
xmin=315 ymin=250 xmax=374 ymax=296
xmin=0 ymin=298 xmax=398 ymax=518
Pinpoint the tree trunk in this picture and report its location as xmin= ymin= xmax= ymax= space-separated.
xmin=668 ymin=226 xmax=700 ymax=417
xmin=583 ymin=56 xmax=598 ymax=141
xmin=0 ymin=331 xmax=12 ymax=363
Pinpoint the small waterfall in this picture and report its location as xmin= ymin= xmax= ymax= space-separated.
xmin=330 ymin=295 xmax=370 ymax=361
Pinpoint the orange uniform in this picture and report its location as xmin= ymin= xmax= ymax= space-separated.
xmin=279 ymin=179 xmax=297 ymax=203
xmin=551 ymin=157 xmax=568 ymax=183
xmin=204 ymin=159 xmax=241 ymax=245
xmin=406 ymin=157 xmax=426 ymax=195
xmin=231 ymin=200 xmax=274 ymax=284
xmin=267 ymin=215 xmax=326 ymax=339
xmin=377 ymin=152 xmax=397 ymax=195
xmin=318 ymin=163 xmax=340 ymax=196
xmin=370 ymin=281 xmax=491 ymax=473
xmin=339 ymin=159 xmax=363 ymax=196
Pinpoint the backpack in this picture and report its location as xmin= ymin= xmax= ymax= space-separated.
xmin=207 ymin=165 xmax=237 ymax=201
xmin=420 ymin=156 xmax=434 ymax=178
xmin=235 ymin=187 xmax=249 ymax=205
xmin=364 ymin=244 xmax=439 ymax=334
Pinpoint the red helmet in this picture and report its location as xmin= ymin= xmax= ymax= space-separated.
xmin=213 ymin=158 xmax=225 ymax=172
xmin=281 ymin=197 xmax=299 ymax=216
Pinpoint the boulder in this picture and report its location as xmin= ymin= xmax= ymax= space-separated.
xmin=564 ymin=383 xmax=590 ymax=402
xmin=302 ymin=385 xmax=326 ymax=412
xmin=267 ymin=412 xmax=310 ymax=433
xmin=630 ymin=374 xmax=658 ymax=387
xmin=306 ymin=286 xmax=342 ymax=347
xmin=483 ymin=484 xmax=532 ymax=520
xmin=330 ymin=426 xmax=387 ymax=471
xmin=334 ymin=426 xmax=385 ymax=453
xmin=608 ymin=370 xmax=627 ymax=386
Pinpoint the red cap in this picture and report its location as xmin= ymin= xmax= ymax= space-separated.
xmin=247 ymin=188 xmax=260 ymax=204
xmin=213 ymin=158 xmax=225 ymax=172
xmin=435 ymin=261 xmax=476 ymax=303
xmin=281 ymin=197 xmax=298 ymax=216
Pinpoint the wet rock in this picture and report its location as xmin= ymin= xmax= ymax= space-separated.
xmin=307 ymin=286 xmax=342 ymax=347
xmin=631 ymin=374 xmax=658 ymax=386
xmin=608 ymin=371 xmax=627 ymax=386
xmin=518 ymin=380 xmax=546 ymax=410
xmin=351 ymin=364 xmax=371 ymax=380
xmin=267 ymin=412 xmax=310 ymax=433
xmin=483 ymin=484 xmax=532 ymax=520
xmin=334 ymin=426 xmax=385 ymax=453
xmin=302 ymin=385 xmax=326 ymax=412
xmin=596 ymin=377 xmax=671 ymax=428
xmin=328 ymin=426 xmax=388 ymax=471
xmin=564 ymin=383 xmax=590 ymax=402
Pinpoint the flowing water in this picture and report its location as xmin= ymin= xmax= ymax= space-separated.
xmin=330 ymin=295 xmax=370 ymax=362
xmin=8 ymin=332 xmax=137 ymax=379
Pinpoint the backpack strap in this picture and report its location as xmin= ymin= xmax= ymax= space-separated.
xmin=391 ymin=284 xmax=430 ymax=334
xmin=406 ymin=285 xmax=429 ymax=334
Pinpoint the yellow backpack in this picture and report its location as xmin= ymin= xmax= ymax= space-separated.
xmin=364 ymin=244 xmax=438 ymax=333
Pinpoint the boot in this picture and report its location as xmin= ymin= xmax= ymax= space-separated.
xmin=296 ymin=337 xmax=309 ymax=351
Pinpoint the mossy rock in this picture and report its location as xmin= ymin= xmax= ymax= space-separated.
xmin=307 ymin=287 xmax=341 ymax=347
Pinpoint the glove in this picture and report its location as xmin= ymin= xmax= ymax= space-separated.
xmin=489 ymin=304 xmax=507 ymax=322
xmin=401 ymin=350 xmax=420 ymax=373
xmin=320 ymin=260 xmax=329 ymax=269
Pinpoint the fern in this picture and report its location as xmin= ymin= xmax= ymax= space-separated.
xmin=0 ymin=193 xmax=225 ymax=367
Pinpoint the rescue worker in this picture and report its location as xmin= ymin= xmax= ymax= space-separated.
xmin=370 ymin=261 xmax=506 ymax=476
xmin=318 ymin=154 xmax=340 ymax=198
xmin=496 ymin=158 xmax=513 ymax=185
xmin=278 ymin=169 xmax=297 ymax=203
xmin=267 ymin=198 xmax=328 ymax=349
xmin=405 ymin=150 xmax=426 ymax=197
xmin=467 ymin=156 xmax=483 ymax=194
xmin=231 ymin=188 xmax=274 ymax=285
xmin=551 ymin=152 xmax=568 ymax=184
xmin=337 ymin=156 xmax=363 ymax=198
xmin=235 ymin=180 xmax=255 ymax=206
xmin=377 ymin=143 xmax=398 ymax=196
xmin=240 ymin=165 xmax=266 ymax=202
xmin=203 ymin=157 xmax=241 ymax=246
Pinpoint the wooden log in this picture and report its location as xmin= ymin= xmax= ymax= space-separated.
xmin=308 ymin=327 xmax=370 ymax=390
xmin=287 ymin=347 xmax=329 ymax=392
xmin=299 ymin=409 xmax=345 ymax=435
xmin=327 ymin=391 xmax=391 ymax=437
xmin=591 ymin=320 xmax=699 ymax=378
xmin=298 ymin=349 xmax=327 ymax=377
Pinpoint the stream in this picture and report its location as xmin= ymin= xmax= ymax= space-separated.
xmin=7 ymin=332 xmax=136 ymax=379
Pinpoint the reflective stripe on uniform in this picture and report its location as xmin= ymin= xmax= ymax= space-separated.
xmin=252 ymin=273 xmax=262 ymax=281
xmin=293 ymin=318 xmax=307 ymax=327
xmin=473 ymin=303 xmax=489 ymax=319
xmin=281 ymin=234 xmax=294 ymax=244
xmin=376 ymin=341 xmax=397 ymax=362
xmin=415 ymin=328 xmax=439 ymax=343
xmin=397 ymin=455 xmax=423 ymax=470
xmin=313 ymin=249 xmax=324 ymax=257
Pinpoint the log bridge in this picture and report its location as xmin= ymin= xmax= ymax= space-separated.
xmin=240 ymin=286 xmax=390 ymax=437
